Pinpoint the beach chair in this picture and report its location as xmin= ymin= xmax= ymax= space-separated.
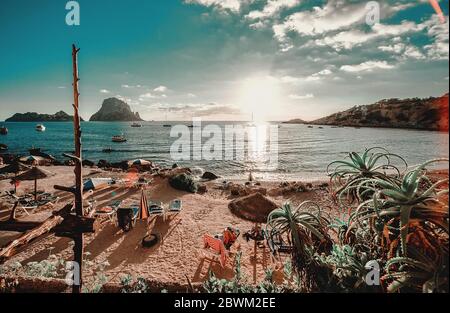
xmin=168 ymin=199 xmax=182 ymax=213
xmin=148 ymin=201 xmax=164 ymax=215
xmin=116 ymin=206 xmax=140 ymax=232
xmin=10 ymin=194 xmax=59 ymax=216
xmin=203 ymin=234 xmax=227 ymax=268
xmin=94 ymin=200 xmax=122 ymax=223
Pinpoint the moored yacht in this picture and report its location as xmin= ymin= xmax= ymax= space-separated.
xmin=36 ymin=124 xmax=46 ymax=132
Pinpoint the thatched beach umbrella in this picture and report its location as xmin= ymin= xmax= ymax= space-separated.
xmin=13 ymin=166 xmax=52 ymax=200
xmin=0 ymin=161 xmax=31 ymax=193
xmin=19 ymin=155 xmax=45 ymax=165
xmin=228 ymin=193 xmax=278 ymax=224
xmin=138 ymin=189 xmax=150 ymax=220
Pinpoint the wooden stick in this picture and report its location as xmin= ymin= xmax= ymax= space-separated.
xmin=71 ymin=44 xmax=84 ymax=294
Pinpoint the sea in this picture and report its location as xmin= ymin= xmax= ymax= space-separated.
xmin=0 ymin=121 xmax=448 ymax=181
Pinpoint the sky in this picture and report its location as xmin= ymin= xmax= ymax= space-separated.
xmin=0 ymin=0 xmax=448 ymax=122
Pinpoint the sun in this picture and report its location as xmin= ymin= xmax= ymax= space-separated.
xmin=237 ymin=76 xmax=282 ymax=122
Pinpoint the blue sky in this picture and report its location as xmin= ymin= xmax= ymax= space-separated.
xmin=0 ymin=0 xmax=448 ymax=121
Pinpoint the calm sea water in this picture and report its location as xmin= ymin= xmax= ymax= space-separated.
xmin=0 ymin=122 xmax=448 ymax=181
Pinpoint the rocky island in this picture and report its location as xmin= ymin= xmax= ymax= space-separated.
xmin=90 ymin=97 xmax=144 ymax=122
xmin=285 ymin=93 xmax=449 ymax=132
xmin=5 ymin=111 xmax=83 ymax=122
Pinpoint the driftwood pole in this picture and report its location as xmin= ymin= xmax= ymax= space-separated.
xmin=71 ymin=44 xmax=84 ymax=294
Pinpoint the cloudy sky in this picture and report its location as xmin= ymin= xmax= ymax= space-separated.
xmin=0 ymin=0 xmax=448 ymax=121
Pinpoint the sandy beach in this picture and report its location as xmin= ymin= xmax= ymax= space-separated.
xmin=0 ymin=165 xmax=339 ymax=288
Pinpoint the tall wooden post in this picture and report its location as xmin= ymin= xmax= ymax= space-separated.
xmin=71 ymin=44 xmax=84 ymax=294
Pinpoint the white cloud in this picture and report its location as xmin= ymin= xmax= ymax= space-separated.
xmin=99 ymin=89 xmax=110 ymax=94
xmin=154 ymin=85 xmax=169 ymax=92
xmin=422 ymin=15 xmax=449 ymax=60
xmin=306 ymin=69 xmax=333 ymax=81
xmin=315 ymin=21 xmax=423 ymax=50
xmin=139 ymin=92 xmax=167 ymax=101
xmin=289 ymin=93 xmax=314 ymax=100
xmin=340 ymin=61 xmax=395 ymax=73
xmin=184 ymin=0 xmax=246 ymax=12
xmin=247 ymin=0 xmax=300 ymax=20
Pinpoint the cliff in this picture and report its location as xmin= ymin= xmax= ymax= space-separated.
xmin=89 ymin=98 xmax=144 ymax=122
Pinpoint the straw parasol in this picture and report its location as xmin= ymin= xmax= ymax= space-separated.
xmin=13 ymin=166 xmax=52 ymax=200
xmin=228 ymin=193 xmax=278 ymax=224
xmin=0 ymin=161 xmax=31 ymax=193
xmin=138 ymin=189 xmax=150 ymax=220
xmin=19 ymin=155 xmax=45 ymax=165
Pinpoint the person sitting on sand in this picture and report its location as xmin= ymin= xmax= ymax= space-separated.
xmin=215 ymin=227 xmax=240 ymax=250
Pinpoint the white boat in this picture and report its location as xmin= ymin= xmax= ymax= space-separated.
xmin=112 ymin=134 xmax=127 ymax=143
xmin=36 ymin=124 xmax=46 ymax=132
xmin=131 ymin=122 xmax=142 ymax=128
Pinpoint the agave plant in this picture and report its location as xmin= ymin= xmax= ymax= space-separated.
xmin=327 ymin=147 xmax=407 ymax=205
xmin=382 ymin=243 xmax=449 ymax=293
xmin=266 ymin=202 xmax=332 ymax=289
xmin=349 ymin=159 xmax=449 ymax=257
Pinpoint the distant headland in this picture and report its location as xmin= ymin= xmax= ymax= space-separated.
xmin=5 ymin=111 xmax=83 ymax=122
xmin=284 ymin=93 xmax=449 ymax=132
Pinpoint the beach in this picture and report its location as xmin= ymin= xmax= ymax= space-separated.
xmin=0 ymin=164 xmax=338 ymax=289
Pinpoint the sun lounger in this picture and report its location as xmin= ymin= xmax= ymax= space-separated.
xmin=10 ymin=195 xmax=60 ymax=216
xmin=148 ymin=201 xmax=164 ymax=215
xmin=168 ymin=199 xmax=182 ymax=213
xmin=94 ymin=200 xmax=122 ymax=223
xmin=203 ymin=234 xmax=227 ymax=268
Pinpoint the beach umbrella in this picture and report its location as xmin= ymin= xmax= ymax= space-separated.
xmin=129 ymin=159 xmax=151 ymax=167
xmin=138 ymin=189 xmax=150 ymax=220
xmin=0 ymin=161 xmax=31 ymax=193
xmin=19 ymin=155 xmax=45 ymax=165
xmin=13 ymin=166 xmax=52 ymax=200
xmin=228 ymin=193 xmax=278 ymax=224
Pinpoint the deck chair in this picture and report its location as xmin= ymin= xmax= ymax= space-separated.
xmin=148 ymin=201 xmax=164 ymax=215
xmin=203 ymin=234 xmax=227 ymax=268
xmin=168 ymin=199 xmax=182 ymax=213
xmin=94 ymin=200 xmax=122 ymax=223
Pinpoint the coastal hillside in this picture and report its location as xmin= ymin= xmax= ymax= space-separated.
xmin=5 ymin=111 xmax=83 ymax=122
xmin=90 ymin=97 xmax=144 ymax=122
xmin=303 ymin=94 xmax=449 ymax=131
xmin=283 ymin=118 xmax=307 ymax=124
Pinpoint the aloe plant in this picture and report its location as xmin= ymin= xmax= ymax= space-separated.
xmin=266 ymin=202 xmax=332 ymax=289
xmin=327 ymin=147 xmax=407 ymax=205
xmin=382 ymin=244 xmax=448 ymax=293
xmin=349 ymin=159 xmax=449 ymax=257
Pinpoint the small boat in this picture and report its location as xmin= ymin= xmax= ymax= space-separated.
xmin=112 ymin=135 xmax=127 ymax=143
xmin=36 ymin=124 xmax=46 ymax=132
xmin=0 ymin=126 xmax=8 ymax=135
xmin=308 ymin=126 xmax=314 ymax=128
xmin=0 ymin=143 xmax=7 ymax=151
xmin=318 ymin=126 xmax=324 ymax=129
xmin=163 ymin=124 xmax=171 ymax=128
xmin=131 ymin=122 xmax=142 ymax=128
xmin=102 ymin=148 xmax=114 ymax=153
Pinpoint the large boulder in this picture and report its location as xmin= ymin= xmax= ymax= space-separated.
xmin=169 ymin=173 xmax=198 ymax=193
xmin=229 ymin=193 xmax=279 ymax=224
xmin=202 ymin=171 xmax=219 ymax=181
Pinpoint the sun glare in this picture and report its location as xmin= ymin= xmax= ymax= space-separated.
xmin=237 ymin=76 xmax=282 ymax=122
